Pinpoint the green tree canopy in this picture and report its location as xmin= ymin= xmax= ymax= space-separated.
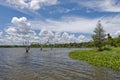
xmin=92 ymin=20 xmax=106 ymax=51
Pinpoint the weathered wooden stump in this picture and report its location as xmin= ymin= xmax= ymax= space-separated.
xmin=25 ymin=46 xmax=30 ymax=53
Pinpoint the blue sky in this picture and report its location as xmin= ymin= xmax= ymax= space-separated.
xmin=0 ymin=0 xmax=120 ymax=44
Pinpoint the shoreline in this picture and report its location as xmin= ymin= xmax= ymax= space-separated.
xmin=69 ymin=47 xmax=120 ymax=71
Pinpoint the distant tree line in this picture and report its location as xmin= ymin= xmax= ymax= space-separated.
xmin=0 ymin=35 xmax=119 ymax=49
xmin=0 ymin=42 xmax=93 ymax=48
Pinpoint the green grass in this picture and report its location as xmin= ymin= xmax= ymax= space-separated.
xmin=69 ymin=47 xmax=120 ymax=71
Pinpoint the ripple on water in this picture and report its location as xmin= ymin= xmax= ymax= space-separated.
xmin=0 ymin=48 xmax=119 ymax=80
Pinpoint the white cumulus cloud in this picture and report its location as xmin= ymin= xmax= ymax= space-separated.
xmin=11 ymin=17 xmax=31 ymax=34
xmin=39 ymin=28 xmax=54 ymax=44
xmin=5 ymin=27 xmax=17 ymax=36
xmin=7 ymin=0 xmax=58 ymax=10
xmin=0 ymin=17 xmax=94 ymax=45
xmin=30 ymin=15 xmax=120 ymax=38
xmin=4 ymin=17 xmax=37 ymax=45
xmin=7 ymin=0 xmax=28 ymax=9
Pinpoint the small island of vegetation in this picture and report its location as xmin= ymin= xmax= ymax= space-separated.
xmin=69 ymin=21 xmax=120 ymax=71
xmin=69 ymin=47 xmax=120 ymax=70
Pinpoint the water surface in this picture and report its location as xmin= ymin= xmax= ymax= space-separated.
xmin=0 ymin=48 xmax=119 ymax=80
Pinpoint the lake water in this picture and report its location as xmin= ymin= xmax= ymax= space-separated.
xmin=0 ymin=48 xmax=120 ymax=80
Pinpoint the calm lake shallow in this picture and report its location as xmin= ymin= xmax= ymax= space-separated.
xmin=0 ymin=48 xmax=119 ymax=80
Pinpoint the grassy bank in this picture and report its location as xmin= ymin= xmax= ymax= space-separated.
xmin=69 ymin=47 xmax=120 ymax=71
